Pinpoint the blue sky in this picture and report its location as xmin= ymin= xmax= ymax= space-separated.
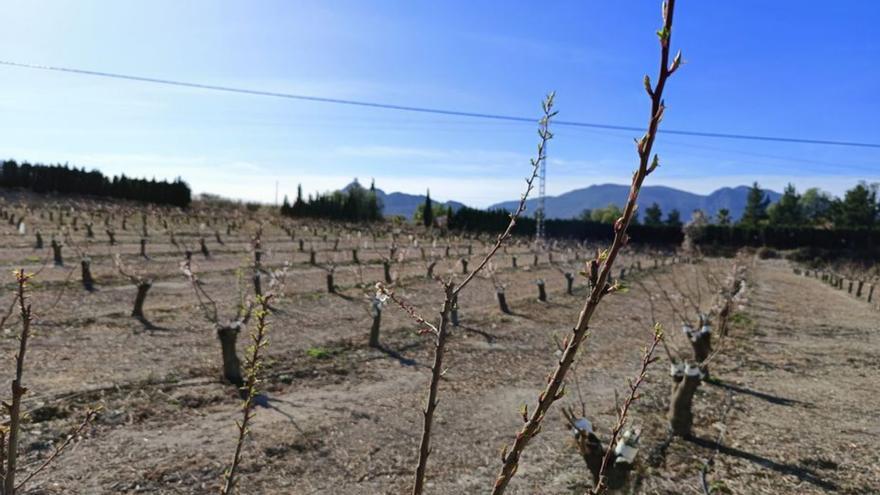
xmin=0 ymin=1 xmax=878 ymax=206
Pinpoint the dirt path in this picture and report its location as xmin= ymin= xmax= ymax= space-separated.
xmin=687 ymin=260 xmax=880 ymax=495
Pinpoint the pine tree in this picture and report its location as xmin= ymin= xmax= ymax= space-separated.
xmin=833 ymin=182 xmax=878 ymax=227
xmin=740 ymin=182 xmax=770 ymax=226
xmin=644 ymin=202 xmax=663 ymax=226
xmin=768 ymin=183 xmax=803 ymax=226
xmin=715 ymin=208 xmax=731 ymax=225
xmin=665 ymin=209 xmax=682 ymax=228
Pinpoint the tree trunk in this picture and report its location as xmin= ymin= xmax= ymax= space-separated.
xmin=35 ymin=231 xmax=43 ymax=249
xmin=326 ymin=273 xmax=335 ymax=293
xmin=352 ymin=249 xmax=359 ymax=264
xmin=200 ymin=238 xmax=210 ymax=258
xmin=511 ymin=256 xmax=517 ymax=269
xmin=217 ymin=324 xmax=244 ymax=387
xmin=132 ymin=281 xmax=152 ymax=320
xmin=140 ymin=238 xmax=148 ymax=259
xmin=253 ymin=271 xmax=263 ymax=298
xmin=81 ymin=259 xmax=95 ymax=292
xmin=496 ymin=290 xmax=511 ymax=314
xmin=426 ymin=261 xmax=437 ymax=279
xmin=369 ymin=302 xmax=382 ymax=348
xmin=461 ymin=258 xmax=468 ymax=274
xmin=583 ymin=432 xmax=607 ymax=484
xmin=51 ymin=240 xmax=63 ymax=266
xmin=383 ymin=260 xmax=392 ymax=284
xmin=668 ymin=367 xmax=702 ymax=437
xmin=564 ymin=273 xmax=574 ymax=295
xmin=684 ymin=322 xmax=712 ymax=375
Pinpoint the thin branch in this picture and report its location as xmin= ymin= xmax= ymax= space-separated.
xmin=593 ymin=327 xmax=663 ymax=494
xmin=220 ymin=295 xmax=272 ymax=494
xmin=491 ymin=2 xmax=680 ymax=491
xmin=181 ymin=259 xmax=220 ymax=324
xmin=15 ymin=407 xmax=100 ymax=491
xmin=375 ymin=284 xmax=438 ymax=335
xmin=401 ymin=93 xmax=557 ymax=495
xmin=669 ymin=265 xmax=701 ymax=316
xmin=634 ymin=278 xmax=678 ymax=363
xmin=4 ymin=270 xmax=34 ymax=495
xmin=699 ymin=390 xmax=734 ymax=495
xmin=647 ymin=270 xmax=692 ymax=327
xmin=452 ymin=93 xmax=554 ymax=297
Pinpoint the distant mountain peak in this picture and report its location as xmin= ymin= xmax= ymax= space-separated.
xmin=342 ymin=180 xmax=464 ymax=218
xmin=488 ymin=184 xmax=781 ymax=221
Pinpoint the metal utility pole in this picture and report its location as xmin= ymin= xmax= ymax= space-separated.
xmin=535 ymin=144 xmax=547 ymax=244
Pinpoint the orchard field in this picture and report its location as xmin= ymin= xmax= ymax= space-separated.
xmin=0 ymin=192 xmax=876 ymax=494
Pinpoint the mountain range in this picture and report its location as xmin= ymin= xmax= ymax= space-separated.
xmin=488 ymin=184 xmax=782 ymax=222
xmin=357 ymin=181 xmax=781 ymax=221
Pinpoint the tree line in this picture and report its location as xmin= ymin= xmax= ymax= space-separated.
xmin=0 ymin=159 xmax=192 ymax=207
xmin=739 ymin=181 xmax=878 ymax=228
xmin=280 ymin=179 xmax=382 ymax=222
xmin=448 ymin=206 xmax=683 ymax=244
xmin=581 ymin=203 xmax=683 ymax=228
xmin=588 ymin=181 xmax=878 ymax=231
xmin=683 ymin=181 xmax=880 ymax=250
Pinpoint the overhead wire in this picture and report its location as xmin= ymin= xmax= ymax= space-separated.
xmin=2 ymin=60 xmax=879 ymax=150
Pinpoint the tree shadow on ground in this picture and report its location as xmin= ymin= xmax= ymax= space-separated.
xmin=331 ymin=292 xmax=356 ymax=302
xmin=706 ymin=379 xmax=808 ymax=407
xmin=359 ymin=341 xmax=427 ymax=369
xmin=687 ymin=435 xmax=837 ymax=491
xmin=456 ymin=324 xmax=497 ymax=343
xmin=134 ymin=316 xmax=173 ymax=333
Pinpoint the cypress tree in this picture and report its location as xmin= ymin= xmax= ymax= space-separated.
xmin=423 ymin=189 xmax=434 ymax=228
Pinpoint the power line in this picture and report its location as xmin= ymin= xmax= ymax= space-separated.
xmin=2 ymin=59 xmax=879 ymax=150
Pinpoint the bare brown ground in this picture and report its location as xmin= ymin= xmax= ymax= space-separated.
xmin=0 ymin=205 xmax=875 ymax=494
